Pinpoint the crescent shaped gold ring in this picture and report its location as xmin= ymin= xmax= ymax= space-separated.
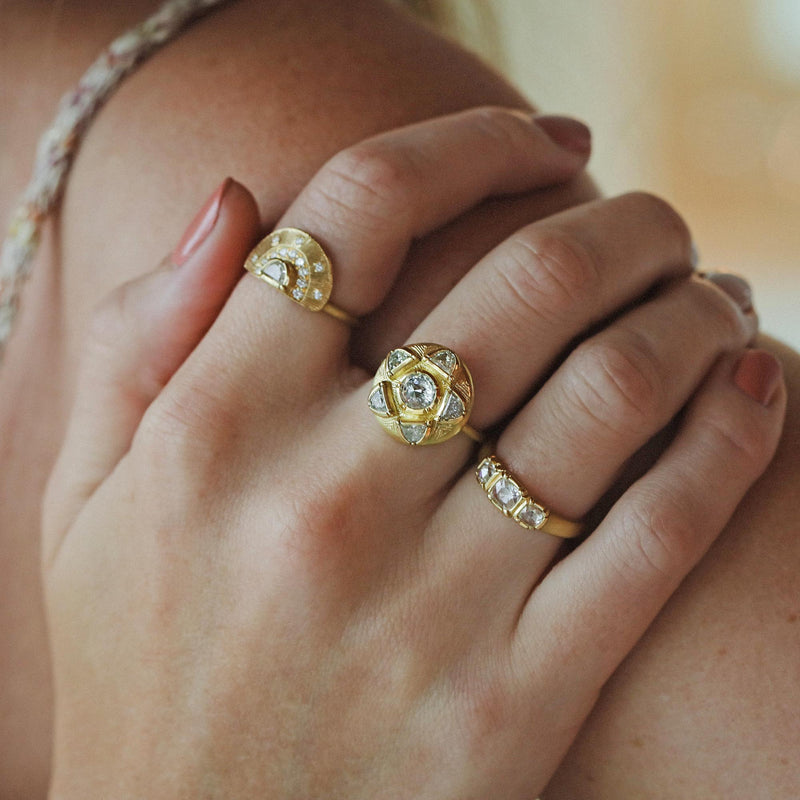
xmin=244 ymin=227 xmax=357 ymax=326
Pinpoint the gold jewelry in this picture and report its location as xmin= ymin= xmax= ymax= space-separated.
xmin=368 ymin=343 xmax=480 ymax=446
xmin=244 ymin=227 xmax=357 ymax=325
xmin=476 ymin=455 xmax=583 ymax=538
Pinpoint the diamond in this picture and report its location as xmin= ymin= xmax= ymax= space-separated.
xmin=294 ymin=236 xmax=305 ymax=245
xmin=313 ymin=262 xmax=325 ymax=273
xmin=399 ymin=422 xmax=427 ymax=444
xmin=250 ymin=254 xmax=259 ymax=264
xmin=292 ymin=287 xmax=304 ymax=300
xmin=297 ymin=278 xmax=308 ymax=289
xmin=491 ymin=477 xmax=522 ymax=512
xmin=271 ymin=235 xmax=280 ymax=246
xmin=279 ymin=247 xmax=289 ymax=257
xmin=289 ymin=249 xmax=299 ymax=259
xmin=298 ymin=266 xmax=310 ymax=277
xmin=517 ymin=502 xmax=547 ymax=529
xmin=440 ymin=392 xmax=464 ymax=421
xmin=429 ymin=349 xmax=457 ymax=374
xmin=476 ymin=458 xmax=497 ymax=486
xmin=400 ymin=372 xmax=437 ymax=410
xmin=368 ymin=384 xmax=390 ymax=415
xmin=312 ymin=288 xmax=324 ymax=301
xmin=261 ymin=258 xmax=289 ymax=286
xmin=296 ymin=257 xmax=306 ymax=267
xmin=387 ymin=349 xmax=413 ymax=373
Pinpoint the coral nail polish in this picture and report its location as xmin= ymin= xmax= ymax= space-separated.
xmin=172 ymin=177 xmax=232 ymax=267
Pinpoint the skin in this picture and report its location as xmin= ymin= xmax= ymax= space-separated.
xmin=0 ymin=0 xmax=798 ymax=796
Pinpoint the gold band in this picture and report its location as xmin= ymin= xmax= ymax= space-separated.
xmin=244 ymin=227 xmax=357 ymax=325
xmin=476 ymin=455 xmax=583 ymax=539
xmin=368 ymin=343 xmax=480 ymax=446
xmin=320 ymin=302 xmax=358 ymax=326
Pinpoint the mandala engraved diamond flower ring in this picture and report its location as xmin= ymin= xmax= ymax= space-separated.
xmin=368 ymin=343 xmax=481 ymax=446
xmin=244 ymin=228 xmax=357 ymax=325
xmin=476 ymin=455 xmax=583 ymax=538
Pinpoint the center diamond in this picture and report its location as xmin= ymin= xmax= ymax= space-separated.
xmin=399 ymin=372 xmax=437 ymax=410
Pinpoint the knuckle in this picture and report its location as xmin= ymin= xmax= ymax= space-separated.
xmin=468 ymin=106 xmax=535 ymax=153
xmin=620 ymin=190 xmax=692 ymax=248
xmin=571 ymin=331 xmax=664 ymax=433
xmin=133 ymin=378 xmax=238 ymax=476
xmin=499 ymin=228 xmax=600 ymax=324
xmin=314 ymin=144 xmax=414 ymax=231
xmin=616 ymin=496 xmax=698 ymax=590
xmin=698 ymin=410 xmax=773 ymax=474
xmin=691 ymin=280 xmax=747 ymax=342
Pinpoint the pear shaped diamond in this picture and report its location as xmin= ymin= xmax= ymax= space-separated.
xmin=399 ymin=422 xmax=427 ymax=444
xmin=368 ymin=384 xmax=390 ymax=416
xmin=440 ymin=391 xmax=465 ymax=421
xmin=429 ymin=348 xmax=457 ymax=374
xmin=261 ymin=258 xmax=289 ymax=287
xmin=387 ymin=348 xmax=414 ymax=374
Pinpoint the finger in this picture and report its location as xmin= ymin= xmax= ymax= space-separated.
xmin=44 ymin=179 xmax=260 ymax=543
xmin=206 ymin=109 xmax=591 ymax=386
xmin=495 ymin=272 xmax=758 ymax=520
xmin=351 ymin=172 xmax=600 ymax=371
xmin=411 ymin=191 xmax=695 ymax=430
xmin=428 ymin=272 xmax=757 ymax=612
xmin=513 ymin=349 xmax=785 ymax=697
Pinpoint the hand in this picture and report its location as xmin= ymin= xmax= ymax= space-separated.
xmin=43 ymin=108 xmax=785 ymax=798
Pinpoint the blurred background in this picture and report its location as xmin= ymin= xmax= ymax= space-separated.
xmin=444 ymin=0 xmax=800 ymax=349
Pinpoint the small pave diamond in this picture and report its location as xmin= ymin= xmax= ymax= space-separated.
xmin=297 ymin=278 xmax=308 ymax=289
xmin=440 ymin=392 xmax=464 ymax=421
xmin=298 ymin=266 xmax=310 ymax=277
xmin=400 ymin=372 xmax=437 ymax=410
xmin=399 ymin=422 xmax=427 ymax=444
xmin=279 ymin=247 xmax=289 ymax=257
xmin=476 ymin=458 xmax=497 ymax=486
xmin=492 ymin=477 xmax=522 ymax=512
xmin=314 ymin=262 xmax=325 ymax=273
xmin=294 ymin=236 xmax=305 ymax=245
xmin=429 ymin=349 xmax=457 ymax=374
xmin=296 ymin=257 xmax=305 ymax=267
xmin=292 ymin=287 xmax=304 ymax=300
xmin=517 ymin=502 xmax=547 ymax=529
xmin=312 ymin=288 xmax=323 ymax=301
xmin=261 ymin=259 xmax=289 ymax=286
xmin=368 ymin=384 xmax=390 ymax=416
xmin=387 ymin=349 xmax=413 ymax=373
xmin=271 ymin=235 xmax=280 ymax=246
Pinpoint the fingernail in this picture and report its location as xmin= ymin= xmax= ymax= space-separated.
xmin=172 ymin=177 xmax=232 ymax=267
xmin=701 ymin=271 xmax=754 ymax=313
xmin=534 ymin=114 xmax=592 ymax=156
xmin=733 ymin=349 xmax=782 ymax=407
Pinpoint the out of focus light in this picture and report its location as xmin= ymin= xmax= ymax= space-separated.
xmin=682 ymin=90 xmax=773 ymax=176
xmin=766 ymin=105 xmax=800 ymax=197
xmin=753 ymin=0 xmax=800 ymax=82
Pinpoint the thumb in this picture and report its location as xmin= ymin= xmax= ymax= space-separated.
xmin=44 ymin=177 xmax=261 ymax=544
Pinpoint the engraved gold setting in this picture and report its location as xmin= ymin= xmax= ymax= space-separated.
xmin=244 ymin=227 xmax=356 ymax=325
xmin=476 ymin=455 xmax=583 ymax=538
xmin=369 ymin=343 xmax=479 ymax=445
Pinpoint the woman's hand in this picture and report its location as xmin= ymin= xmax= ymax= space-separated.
xmin=42 ymin=109 xmax=785 ymax=799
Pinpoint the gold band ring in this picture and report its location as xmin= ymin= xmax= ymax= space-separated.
xmin=476 ymin=455 xmax=583 ymax=538
xmin=368 ymin=343 xmax=481 ymax=446
xmin=244 ymin=228 xmax=357 ymax=326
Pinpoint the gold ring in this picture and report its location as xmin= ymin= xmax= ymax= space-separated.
xmin=244 ymin=228 xmax=357 ymax=325
xmin=368 ymin=343 xmax=481 ymax=446
xmin=476 ymin=455 xmax=583 ymax=538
